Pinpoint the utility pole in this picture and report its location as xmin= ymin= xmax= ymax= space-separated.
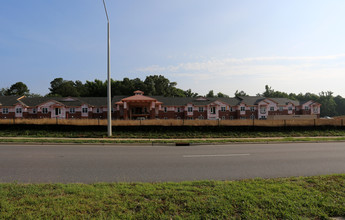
xmin=102 ymin=0 xmax=112 ymax=136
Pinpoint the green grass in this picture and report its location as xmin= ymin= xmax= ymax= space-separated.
xmin=1 ymin=124 xmax=345 ymax=139
xmin=1 ymin=175 xmax=345 ymax=219
xmin=1 ymin=136 xmax=345 ymax=144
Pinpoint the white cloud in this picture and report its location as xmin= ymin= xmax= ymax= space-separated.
xmin=135 ymin=54 xmax=345 ymax=96
xmin=136 ymin=54 xmax=345 ymax=73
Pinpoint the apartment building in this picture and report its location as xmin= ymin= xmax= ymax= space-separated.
xmin=0 ymin=91 xmax=321 ymax=120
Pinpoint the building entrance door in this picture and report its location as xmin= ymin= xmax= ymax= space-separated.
xmin=55 ymin=108 xmax=62 ymax=118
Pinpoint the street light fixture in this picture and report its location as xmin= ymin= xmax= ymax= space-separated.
xmin=102 ymin=0 xmax=112 ymax=136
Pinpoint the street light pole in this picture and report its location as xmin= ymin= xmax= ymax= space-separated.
xmin=102 ymin=0 xmax=112 ymax=136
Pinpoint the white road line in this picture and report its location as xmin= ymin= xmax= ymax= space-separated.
xmin=183 ymin=154 xmax=250 ymax=158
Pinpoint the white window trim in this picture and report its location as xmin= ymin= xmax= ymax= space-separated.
xmin=42 ymin=108 xmax=48 ymax=114
xmin=2 ymin=108 xmax=9 ymax=114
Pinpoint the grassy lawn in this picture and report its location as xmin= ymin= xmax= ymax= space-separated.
xmin=1 ymin=175 xmax=345 ymax=219
xmin=1 ymin=136 xmax=345 ymax=144
xmin=1 ymin=124 xmax=345 ymax=139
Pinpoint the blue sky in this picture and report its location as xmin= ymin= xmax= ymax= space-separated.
xmin=1 ymin=0 xmax=345 ymax=96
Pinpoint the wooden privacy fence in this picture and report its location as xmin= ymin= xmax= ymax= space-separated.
xmin=0 ymin=118 xmax=344 ymax=127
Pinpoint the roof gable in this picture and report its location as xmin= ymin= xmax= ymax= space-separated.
xmin=122 ymin=94 xmax=157 ymax=102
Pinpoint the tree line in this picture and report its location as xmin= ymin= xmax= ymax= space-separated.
xmin=1 ymin=75 xmax=345 ymax=117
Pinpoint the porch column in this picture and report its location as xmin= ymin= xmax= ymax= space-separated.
xmin=150 ymin=101 xmax=155 ymax=119
xmin=123 ymin=101 xmax=128 ymax=120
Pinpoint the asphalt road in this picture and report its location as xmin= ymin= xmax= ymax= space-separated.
xmin=0 ymin=142 xmax=345 ymax=183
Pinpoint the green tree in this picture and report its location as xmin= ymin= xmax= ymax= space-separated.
xmin=184 ymin=89 xmax=198 ymax=97
xmin=48 ymin=78 xmax=80 ymax=97
xmin=259 ymin=85 xmax=290 ymax=98
xmin=6 ymin=82 xmax=30 ymax=96
xmin=0 ymin=88 xmax=7 ymax=96
xmin=234 ymin=90 xmax=248 ymax=97
xmin=334 ymin=95 xmax=345 ymax=116
xmin=84 ymin=79 xmax=107 ymax=97
xmin=206 ymin=90 xmax=215 ymax=98
xmin=143 ymin=75 xmax=181 ymax=96
xmin=217 ymin=92 xmax=229 ymax=98
xmin=317 ymin=91 xmax=337 ymax=117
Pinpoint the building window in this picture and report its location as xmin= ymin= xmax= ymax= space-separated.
xmin=270 ymin=107 xmax=275 ymax=111
xmin=261 ymin=116 xmax=266 ymax=119
xmin=2 ymin=108 xmax=9 ymax=114
xmin=188 ymin=107 xmax=193 ymax=112
xmin=55 ymin=108 xmax=61 ymax=115
xmin=164 ymin=107 xmax=167 ymax=113
xmin=250 ymin=107 xmax=255 ymax=112
xmin=177 ymin=117 xmax=181 ymax=119
xmin=187 ymin=117 xmax=193 ymax=120
xmin=230 ymin=116 xmax=234 ymax=120
xmin=16 ymin=108 xmax=22 ymax=114
xmin=198 ymin=115 xmax=204 ymax=120
xmin=96 ymin=108 xmax=100 ymax=113
xmin=32 ymin=108 xmax=37 ymax=114
xmin=260 ymin=107 xmax=266 ymax=114
xmin=221 ymin=107 xmax=226 ymax=112
xmin=82 ymin=108 xmax=88 ymax=113
xmin=177 ymin=107 xmax=181 ymax=113
xmin=288 ymin=106 xmax=293 ymax=111
xmin=279 ymin=107 xmax=283 ymax=111
xmin=42 ymin=108 xmax=48 ymax=114
xmin=230 ymin=107 xmax=234 ymax=112
xmin=70 ymin=108 xmax=75 ymax=114
xmin=313 ymin=107 xmax=318 ymax=113
xmin=221 ymin=116 xmax=226 ymax=120
xmin=240 ymin=116 xmax=246 ymax=120
xmin=198 ymin=107 xmax=204 ymax=112
xmin=305 ymin=106 xmax=309 ymax=110
xmin=240 ymin=106 xmax=245 ymax=111
xmin=164 ymin=117 xmax=168 ymax=120
xmin=250 ymin=115 xmax=255 ymax=120
xmin=210 ymin=107 xmax=216 ymax=114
